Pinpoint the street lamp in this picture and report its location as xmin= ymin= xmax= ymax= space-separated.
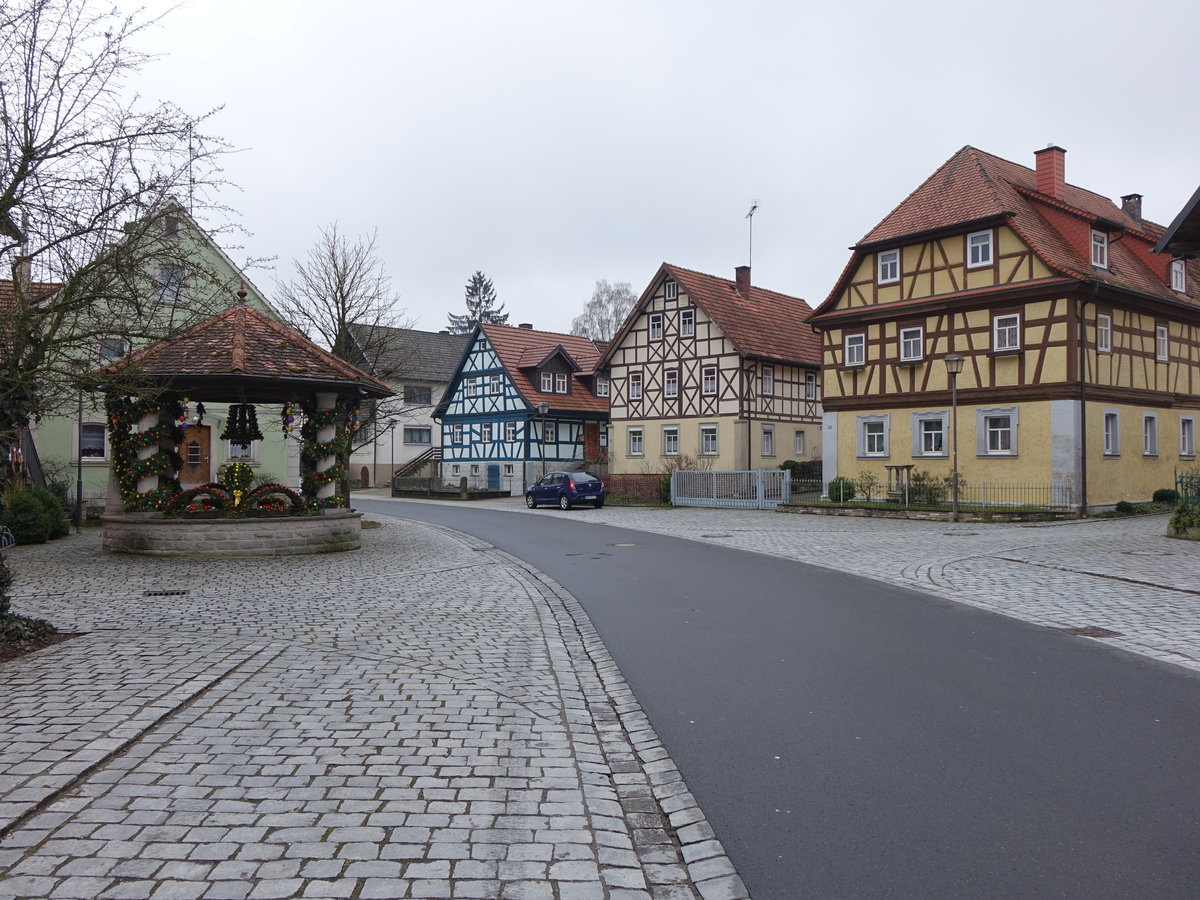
xmin=944 ymin=354 xmax=964 ymax=522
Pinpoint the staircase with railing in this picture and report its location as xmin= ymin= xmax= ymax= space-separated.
xmin=393 ymin=446 xmax=442 ymax=480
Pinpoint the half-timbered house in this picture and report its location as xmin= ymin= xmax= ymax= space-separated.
xmin=601 ymin=264 xmax=821 ymax=473
xmin=808 ymin=145 xmax=1200 ymax=510
xmin=433 ymin=323 xmax=609 ymax=493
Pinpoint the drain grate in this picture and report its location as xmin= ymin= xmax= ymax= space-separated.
xmin=144 ymin=590 xmax=189 ymax=597
xmin=1060 ymin=625 xmax=1123 ymax=638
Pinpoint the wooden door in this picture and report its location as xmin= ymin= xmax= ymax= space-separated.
xmin=179 ymin=425 xmax=212 ymax=485
xmin=583 ymin=422 xmax=600 ymax=460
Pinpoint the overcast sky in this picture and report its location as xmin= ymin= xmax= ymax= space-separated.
xmin=130 ymin=0 xmax=1200 ymax=335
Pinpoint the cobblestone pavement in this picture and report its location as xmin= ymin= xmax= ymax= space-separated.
xmin=378 ymin=493 xmax=1200 ymax=675
xmin=1 ymin=518 xmax=745 ymax=900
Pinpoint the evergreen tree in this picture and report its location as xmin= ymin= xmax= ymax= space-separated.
xmin=447 ymin=270 xmax=508 ymax=334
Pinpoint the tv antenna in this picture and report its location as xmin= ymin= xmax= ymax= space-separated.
xmin=745 ymin=201 xmax=759 ymax=267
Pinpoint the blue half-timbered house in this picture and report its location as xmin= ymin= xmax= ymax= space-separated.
xmin=433 ymin=323 xmax=611 ymax=493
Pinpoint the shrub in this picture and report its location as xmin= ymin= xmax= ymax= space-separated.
xmin=828 ymin=476 xmax=856 ymax=502
xmin=2 ymin=491 xmax=51 ymax=544
xmin=855 ymin=471 xmax=882 ymax=502
xmin=1114 ymin=500 xmax=1135 ymax=515
xmin=30 ymin=488 xmax=70 ymax=538
xmin=1153 ymin=488 xmax=1180 ymax=504
xmin=1170 ymin=504 xmax=1200 ymax=535
xmin=781 ymin=459 xmax=822 ymax=481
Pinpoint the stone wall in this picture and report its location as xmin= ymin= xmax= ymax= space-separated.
xmin=102 ymin=510 xmax=362 ymax=556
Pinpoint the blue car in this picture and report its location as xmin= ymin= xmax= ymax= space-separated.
xmin=526 ymin=470 xmax=606 ymax=510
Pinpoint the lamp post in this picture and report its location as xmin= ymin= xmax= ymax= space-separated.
xmin=387 ymin=420 xmax=397 ymax=493
xmin=76 ymin=389 xmax=84 ymax=533
xmin=944 ymin=354 xmax=964 ymax=522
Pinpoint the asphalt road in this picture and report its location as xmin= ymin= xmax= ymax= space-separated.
xmin=355 ymin=498 xmax=1200 ymax=899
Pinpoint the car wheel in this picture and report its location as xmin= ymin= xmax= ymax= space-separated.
xmin=559 ymin=494 xmax=571 ymax=510
xmin=594 ymin=499 xmax=605 ymax=509
xmin=525 ymin=493 xmax=537 ymax=509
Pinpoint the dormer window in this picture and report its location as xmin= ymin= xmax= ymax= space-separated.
xmin=1091 ymin=230 xmax=1108 ymax=269
xmin=1171 ymin=259 xmax=1186 ymax=293
xmin=595 ymin=377 xmax=609 ymax=397
xmin=877 ymin=250 xmax=900 ymax=285
xmin=967 ymin=230 xmax=993 ymax=268
xmin=665 ymin=280 xmax=678 ymax=300
xmin=649 ymin=313 xmax=663 ymax=341
xmin=540 ymin=372 xmax=553 ymax=392
xmin=555 ymin=373 xmax=568 ymax=393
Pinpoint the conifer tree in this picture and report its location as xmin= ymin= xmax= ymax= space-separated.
xmin=447 ymin=271 xmax=508 ymax=334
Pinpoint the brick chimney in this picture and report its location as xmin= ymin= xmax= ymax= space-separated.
xmin=1034 ymin=145 xmax=1066 ymax=200
xmin=735 ymin=265 xmax=751 ymax=301
xmin=1121 ymin=193 xmax=1143 ymax=227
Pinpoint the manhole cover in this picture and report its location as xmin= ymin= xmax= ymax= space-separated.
xmin=144 ymin=590 xmax=189 ymax=597
xmin=609 ymin=542 xmax=638 ymax=547
xmin=1060 ymin=625 xmax=1123 ymax=638
xmin=702 ymin=534 xmax=731 ymax=538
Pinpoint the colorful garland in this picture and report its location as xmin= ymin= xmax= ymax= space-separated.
xmin=107 ymin=395 xmax=184 ymax=510
xmin=298 ymin=401 xmax=360 ymax=507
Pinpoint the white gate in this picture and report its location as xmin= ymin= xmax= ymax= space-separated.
xmin=670 ymin=470 xmax=790 ymax=510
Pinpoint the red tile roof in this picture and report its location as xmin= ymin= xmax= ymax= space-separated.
xmin=103 ymin=303 xmax=393 ymax=396
xmin=480 ymin=323 xmax=608 ymax=414
xmin=604 ymin=264 xmax=819 ymax=367
xmin=815 ymin=146 xmax=1200 ymax=316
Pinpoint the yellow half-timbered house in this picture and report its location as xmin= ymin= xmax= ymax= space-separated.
xmin=809 ymin=145 xmax=1200 ymax=510
xmin=601 ymin=263 xmax=821 ymax=473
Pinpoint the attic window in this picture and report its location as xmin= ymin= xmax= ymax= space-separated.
xmin=877 ymin=250 xmax=899 ymax=284
xmin=665 ymin=280 xmax=678 ymax=300
xmin=1091 ymin=230 xmax=1108 ymax=269
xmin=1171 ymin=259 xmax=1186 ymax=293
xmin=649 ymin=313 xmax=663 ymax=341
xmin=541 ymin=372 xmax=553 ymax=392
xmin=967 ymin=230 xmax=993 ymax=268
xmin=555 ymin=373 xmax=568 ymax=393
xmin=595 ymin=377 xmax=609 ymax=397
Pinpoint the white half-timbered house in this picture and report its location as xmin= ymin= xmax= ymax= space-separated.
xmin=601 ymin=264 xmax=821 ymax=473
xmin=433 ymin=323 xmax=610 ymax=493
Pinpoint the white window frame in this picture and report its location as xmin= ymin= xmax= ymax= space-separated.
xmin=78 ymin=421 xmax=109 ymax=462
xmin=967 ymin=230 xmax=993 ymax=268
xmin=877 ymin=249 xmax=900 ymax=284
xmin=975 ymin=407 xmax=1018 ymax=457
xmin=994 ymin=314 xmax=1021 ymax=352
xmin=404 ymin=426 xmax=433 ymax=445
xmin=541 ymin=372 xmax=553 ymax=392
xmin=452 ymin=464 xmax=460 ymax=476
xmin=1181 ymin=416 xmax=1195 ymax=458
xmin=665 ymin=280 xmax=679 ymax=301
xmin=664 ymin=369 xmax=679 ymax=398
xmin=1091 ymin=230 xmax=1108 ymax=269
xmin=505 ymin=421 xmax=517 ymax=442
xmin=628 ymin=427 xmax=644 ymax=456
xmin=761 ymin=425 xmax=775 ymax=457
xmin=805 ymin=372 xmax=817 ymax=400
xmin=1143 ymin=413 xmax=1158 ymax=457
xmin=1156 ymin=325 xmax=1169 ymax=361
xmin=504 ymin=464 xmax=514 ymax=476
xmin=452 ymin=423 xmax=463 ymax=445
xmin=662 ymin=426 xmax=679 ymax=456
xmin=546 ymin=420 xmax=558 ymax=443
xmin=555 ymin=372 xmax=568 ymax=393
xmin=910 ymin=410 xmax=948 ymax=458
xmin=794 ymin=430 xmax=806 ymax=456
xmin=466 ymin=377 xmax=478 ymax=398
xmin=96 ymin=336 xmax=130 ymax=365
xmin=489 ymin=374 xmax=501 ymax=394
xmin=481 ymin=422 xmax=492 ymax=442
xmin=629 ymin=371 xmax=643 ymax=400
xmin=899 ymin=326 xmax=923 ymax=362
xmin=1097 ymin=313 xmax=1112 ymax=353
xmin=845 ymin=333 xmax=865 ymax=367
xmin=761 ymin=365 xmax=774 ymax=396
xmin=1171 ymin=259 xmax=1187 ymax=293
xmin=227 ymin=439 xmax=257 ymax=463
xmin=649 ymin=313 xmax=663 ymax=341
xmin=1103 ymin=410 xmax=1120 ymax=457
xmin=595 ymin=377 xmax=609 ymax=397
xmin=859 ymin=417 xmax=888 ymax=457
xmin=680 ymin=309 xmax=695 ymax=338
xmin=700 ymin=425 xmax=719 ymax=456
xmin=702 ymin=366 xmax=717 ymax=395
xmin=470 ymin=464 xmax=479 ymax=476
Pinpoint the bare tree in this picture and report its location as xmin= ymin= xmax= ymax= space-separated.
xmin=570 ymin=279 xmax=636 ymax=342
xmin=0 ymin=0 xmax=232 ymax=444
xmin=446 ymin=270 xmax=507 ymax=334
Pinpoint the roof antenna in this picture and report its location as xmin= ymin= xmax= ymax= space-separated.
xmin=745 ymin=201 xmax=759 ymax=267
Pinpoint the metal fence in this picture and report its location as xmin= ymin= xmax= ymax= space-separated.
xmin=1177 ymin=473 xmax=1200 ymax=507
xmin=671 ymin=469 xmax=791 ymax=509
xmin=791 ymin=478 xmax=1076 ymax=511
